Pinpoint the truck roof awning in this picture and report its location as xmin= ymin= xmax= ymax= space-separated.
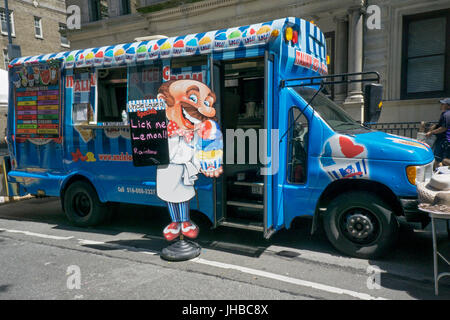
xmin=9 ymin=18 xmax=291 ymax=69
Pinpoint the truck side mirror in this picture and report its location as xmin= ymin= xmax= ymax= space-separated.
xmin=364 ymin=83 xmax=383 ymax=124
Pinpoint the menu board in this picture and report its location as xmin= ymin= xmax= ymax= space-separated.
xmin=127 ymin=99 xmax=169 ymax=167
xmin=13 ymin=62 xmax=61 ymax=140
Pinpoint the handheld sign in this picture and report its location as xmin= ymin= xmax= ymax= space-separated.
xmin=127 ymin=99 xmax=169 ymax=166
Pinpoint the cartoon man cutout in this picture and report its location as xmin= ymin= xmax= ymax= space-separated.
xmin=156 ymin=79 xmax=223 ymax=241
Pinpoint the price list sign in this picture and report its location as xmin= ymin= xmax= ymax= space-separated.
xmin=13 ymin=62 xmax=61 ymax=140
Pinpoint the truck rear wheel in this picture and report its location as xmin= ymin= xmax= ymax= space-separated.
xmin=63 ymin=181 xmax=108 ymax=227
xmin=323 ymin=191 xmax=398 ymax=259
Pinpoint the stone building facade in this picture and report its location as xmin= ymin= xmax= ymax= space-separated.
xmin=0 ymin=0 xmax=70 ymax=70
xmin=0 ymin=0 xmax=69 ymax=142
xmin=65 ymin=0 xmax=450 ymax=124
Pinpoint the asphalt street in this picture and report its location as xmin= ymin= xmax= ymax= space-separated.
xmin=0 ymin=196 xmax=449 ymax=301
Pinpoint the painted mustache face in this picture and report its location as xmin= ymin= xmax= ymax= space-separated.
xmin=161 ymin=80 xmax=217 ymax=130
xmin=179 ymin=102 xmax=217 ymax=129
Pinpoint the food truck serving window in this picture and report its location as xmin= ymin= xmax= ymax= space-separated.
xmin=97 ymin=67 xmax=127 ymax=122
xmin=70 ymin=67 xmax=95 ymax=125
xmin=12 ymin=61 xmax=62 ymax=141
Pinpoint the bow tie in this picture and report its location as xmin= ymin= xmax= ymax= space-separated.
xmin=167 ymin=121 xmax=194 ymax=143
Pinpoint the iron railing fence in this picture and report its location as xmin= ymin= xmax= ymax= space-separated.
xmin=364 ymin=122 xmax=438 ymax=139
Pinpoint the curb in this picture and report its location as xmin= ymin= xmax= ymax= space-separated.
xmin=0 ymin=194 xmax=35 ymax=205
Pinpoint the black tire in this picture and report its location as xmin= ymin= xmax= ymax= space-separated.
xmin=323 ymin=191 xmax=399 ymax=259
xmin=63 ymin=181 xmax=108 ymax=227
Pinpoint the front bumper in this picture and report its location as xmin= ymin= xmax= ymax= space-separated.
xmin=400 ymin=197 xmax=430 ymax=227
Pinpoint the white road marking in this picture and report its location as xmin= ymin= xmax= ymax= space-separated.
xmin=77 ymin=239 xmax=106 ymax=245
xmin=191 ymin=257 xmax=388 ymax=300
xmin=0 ymin=227 xmax=388 ymax=300
xmin=0 ymin=228 xmax=74 ymax=240
xmin=77 ymin=239 xmax=158 ymax=255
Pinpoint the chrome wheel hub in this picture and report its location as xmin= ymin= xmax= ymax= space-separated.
xmin=345 ymin=213 xmax=374 ymax=240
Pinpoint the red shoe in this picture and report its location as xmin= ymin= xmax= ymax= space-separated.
xmin=163 ymin=222 xmax=181 ymax=241
xmin=181 ymin=221 xmax=199 ymax=239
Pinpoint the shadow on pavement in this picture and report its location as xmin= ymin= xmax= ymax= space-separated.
xmin=367 ymin=221 xmax=450 ymax=300
xmin=0 ymin=285 xmax=11 ymax=293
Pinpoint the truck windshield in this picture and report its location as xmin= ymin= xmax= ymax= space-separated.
xmin=294 ymin=86 xmax=369 ymax=133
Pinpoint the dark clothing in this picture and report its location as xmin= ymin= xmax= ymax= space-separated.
xmin=434 ymin=139 xmax=450 ymax=163
xmin=433 ymin=110 xmax=450 ymax=162
xmin=436 ymin=110 xmax=450 ymax=142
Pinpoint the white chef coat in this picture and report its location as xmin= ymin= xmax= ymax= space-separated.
xmin=156 ymin=135 xmax=201 ymax=203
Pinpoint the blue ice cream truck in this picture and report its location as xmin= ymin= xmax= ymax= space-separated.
xmin=4 ymin=17 xmax=434 ymax=258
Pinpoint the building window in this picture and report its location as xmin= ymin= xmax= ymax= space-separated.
xmin=34 ymin=16 xmax=43 ymax=38
xmin=3 ymin=49 xmax=9 ymax=69
xmin=90 ymin=0 xmax=109 ymax=22
xmin=402 ymin=10 xmax=450 ymax=99
xmin=120 ymin=0 xmax=131 ymax=15
xmin=59 ymin=23 xmax=69 ymax=47
xmin=0 ymin=9 xmax=15 ymax=36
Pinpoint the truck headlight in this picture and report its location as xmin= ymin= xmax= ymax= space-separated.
xmin=406 ymin=166 xmax=416 ymax=185
xmin=407 ymin=161 xmax=434 ymax=185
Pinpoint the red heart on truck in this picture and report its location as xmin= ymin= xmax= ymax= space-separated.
xmin=339 ymin=136 xmax=364 ymax=158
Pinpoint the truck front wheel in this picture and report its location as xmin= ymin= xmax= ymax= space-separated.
xmin=323 ymin=191 xmax=399 ymax=259
xmin=63 ymin=181 xmax=108 ymax=227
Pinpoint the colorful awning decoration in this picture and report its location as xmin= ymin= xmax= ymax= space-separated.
xmin=10 ymin=18 xmax=289 ymax=68
xmin=9 ymin=17 xmax=326 ymax=70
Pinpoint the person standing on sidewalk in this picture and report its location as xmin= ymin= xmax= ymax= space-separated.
xmin=426 ymin=98 xmax=450 ymax=168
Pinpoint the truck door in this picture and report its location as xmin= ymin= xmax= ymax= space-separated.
xmin=263 ymin=51 xmax=275 ymax=238
xmin=280 ymin=88 xmax=318 ymax=226
xmin=209 ymin=53 xmax=275 ymax=238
